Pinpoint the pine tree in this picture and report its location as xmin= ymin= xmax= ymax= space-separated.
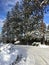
xmin=2 ymin=0 xmax=49 ymax=43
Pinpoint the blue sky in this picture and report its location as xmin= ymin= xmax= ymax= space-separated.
xmin=0 ymin=0 xmax=49 ymax=33
xmin=44 ymin=13 xmax=49 ymax=25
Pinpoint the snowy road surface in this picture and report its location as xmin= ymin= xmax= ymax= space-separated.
xmin=0 ymin=44 xmax=49 ymax=65
xmin=15 ymin=45 xmax=49 ymax=65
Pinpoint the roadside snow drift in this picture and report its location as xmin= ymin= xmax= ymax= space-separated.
xmin=39 ymin=44 xmax=49 ymax=48
xmin=0 ymin=43 xmax=49 ymax=65
xmin=0 ymin=44 xmax=20 ymax=65
xmin=0 ymin=44 xmax=27 ymax=65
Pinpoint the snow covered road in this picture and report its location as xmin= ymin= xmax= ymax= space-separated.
xmin=0 ymin=44 xmax=49 ymax=65
xmin=27 ymin=46 xmax=49 ymax=65
xmin=15 ymin=45 xmax=49 ymax=65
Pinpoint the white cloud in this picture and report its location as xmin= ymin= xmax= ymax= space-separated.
xmin=0 ymin=22 xmax=4 ymax=27
xmin=0 ymin=19 xmax=5 ymax=33
xmin=46 ymin=23 xmax=49 ymax=26
xmin=0 ymin=19 xmax=5 ymax=28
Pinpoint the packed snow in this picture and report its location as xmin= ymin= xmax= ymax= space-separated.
xmin=0 ymin=43 xmax=28 ymax=65
xmin=39 ymin=44 xmax=49 ymax=48
xmin=0 ymin=43 xmax=49 ymax=65
xmin=0 ymin=44 xmax=22 ymax=65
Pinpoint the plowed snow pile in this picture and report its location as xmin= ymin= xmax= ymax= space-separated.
xmin=0 ymin=44 xmax=27 ymax=65
xmin=0 ymin=43 xmax=49 ymax=65
xmin=39 ymin=44 xmax=49 ymax=48
xmin=0 ymin=44 xmax=19 ymax=65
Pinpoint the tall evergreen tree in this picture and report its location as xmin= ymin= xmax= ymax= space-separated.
xmin=2 ymin=0 xmax=49 ymax=43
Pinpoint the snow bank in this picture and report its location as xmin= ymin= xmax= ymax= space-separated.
xmin=0 ymin=44 xmax=19 ymax=65
xmin=0 ymin=44 xmax=28 ymax=65
xmin=39 ymin=44 xmax=49 ymax=48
